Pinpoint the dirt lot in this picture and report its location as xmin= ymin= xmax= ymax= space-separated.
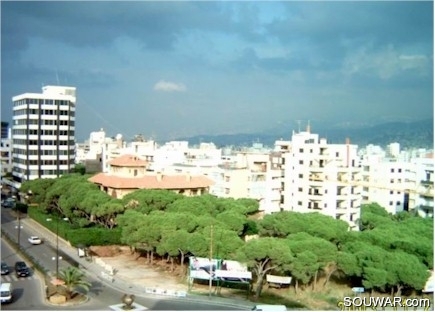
xmin=89 ymin=246 xmax=253 ymax=301
xmin=89 ymin=246 xmax=188 ymax=291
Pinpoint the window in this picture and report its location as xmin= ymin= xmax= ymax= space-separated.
xmin=299 ymin=160 xmax=303 ymax=165
xmin=396 ymin=201 xmax=401 ymax=205
xmin=298 ymin=187 xmax=303 ymax=192
xmin=398 ymin=168 xmax=402 ymax=173
xmin=298 ymin=174 xmax=303 ymax=178
xmin=391 ymin=168 xmax=394 ymax=173
xmin=297 ymin=201 xmax=302 ymax=206
xmin=299 ymin=148 xmax=304 ymax=153
xmin=389 ymin=201 xmax=393 ymax=206
xmin=390 ymin=190 xmax=393 ymax=194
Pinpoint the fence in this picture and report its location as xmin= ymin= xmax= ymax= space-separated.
xmin=144 ymin=287 xmax=187 ymax=298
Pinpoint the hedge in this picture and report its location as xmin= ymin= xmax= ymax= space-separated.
xmin=27 ymin=206 xmax=122 ymax=247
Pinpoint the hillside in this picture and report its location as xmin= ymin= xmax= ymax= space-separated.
xmin=177 ymin=119 xmax=434 ymax=149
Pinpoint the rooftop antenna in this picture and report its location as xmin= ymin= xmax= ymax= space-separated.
xmin=306 ymin=120 xmax=311 ymax=133
xmin=296 ymin=120 xmax=302 ymax=133
xmin=56 ymin=69 xmax=60 ymax=85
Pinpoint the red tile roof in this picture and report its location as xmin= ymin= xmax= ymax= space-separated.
xmin=109 ymin=154 xmax=148 ymax=167
xmin=89 ymin=173 xmax=214 ymax=190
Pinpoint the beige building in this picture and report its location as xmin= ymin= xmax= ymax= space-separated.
xmin=89 ymin=154 xmax=214 ymax=199
xmin=209 ymin=152 xmax=282 ymax=214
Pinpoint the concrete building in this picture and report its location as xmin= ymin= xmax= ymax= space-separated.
xmin=1 ymin=122 xmax=9 ymax=139
xmin=275 ymin=128 xmax=361 ymax=230
xmin=409 ymin=153 xmax=434 ymax=218
xmin=360 ymin=156 xmax=414 ymax=214
xmin=1 ymin=124 xmax=12 ymax=177
xmin=387 ymin=142 xmax=401 ymax=158
xmin=11 ymin=86 xmax=76 ymax=188
xmin=207 ymin=151 xmax=282 ymax=214
xmin=89 ymin=154 xmax=214 ymax=199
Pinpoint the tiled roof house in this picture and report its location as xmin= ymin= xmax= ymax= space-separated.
xmin=89 ymin=154 xmax=214 ymax=199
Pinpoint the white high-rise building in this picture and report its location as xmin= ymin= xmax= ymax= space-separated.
xmin=276 ymin=127 xmax=362 ymax=230
xmin=11 ymin=86 xmax=76 ymax=188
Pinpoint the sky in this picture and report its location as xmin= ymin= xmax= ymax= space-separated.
xmin=1 ymin=1 xmax=433 ymax=142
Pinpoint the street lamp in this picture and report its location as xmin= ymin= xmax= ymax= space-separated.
xmin=46 ymin=216 xmax=68 ymax=278
xmin=13 ymin=196 xmax=23 ymax=247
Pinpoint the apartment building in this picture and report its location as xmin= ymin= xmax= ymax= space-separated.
xmin=275 ymin=128 xmax=361 ymax=230
xmin=208 ymin=152 xmax=282 ymax=214
xmin=360 ymin=156 xmax=414 ymax=214
xmin=409 ymin=153 xmax=434 ymax=217
xmin=11 ymin=86 xmax=76 ymax=188
xmin=1 ymin=122 xmax=12 ymax=176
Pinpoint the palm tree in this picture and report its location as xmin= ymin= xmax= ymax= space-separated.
xmin=58 ymin=266 xmax=91 ymax=300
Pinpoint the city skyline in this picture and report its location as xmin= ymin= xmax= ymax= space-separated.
xmin=2 ymin=1 xmax=433 ymax=142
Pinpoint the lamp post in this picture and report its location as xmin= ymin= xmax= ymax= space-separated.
xmin=209 ymin=224 xmax=214 ymax=298
xmin=47 ymin=217 xmax=67 ymax=278
xmin=13 ymin=196 xmax=23 ymax=247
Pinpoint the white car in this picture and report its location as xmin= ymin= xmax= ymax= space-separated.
xmin=28 ymin=236 xmax=42 ymax=245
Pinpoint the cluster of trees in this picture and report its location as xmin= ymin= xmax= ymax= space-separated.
xmin=21 ymin=175 xmax=433 ymax=298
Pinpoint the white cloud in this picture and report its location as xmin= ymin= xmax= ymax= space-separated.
xmin=153 ymin=80 xmax=186 ymax=92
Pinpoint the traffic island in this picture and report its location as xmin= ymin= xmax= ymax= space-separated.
xmin=109 ymin=294 xmax=148 ymax=311
xmin=49 ymin=294 xmax=66 ymax=304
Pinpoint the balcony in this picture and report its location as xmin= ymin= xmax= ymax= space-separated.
xmin=308 ymin=193 xmax=323 ymax=201
xmin=336 ymin=193 xmax=349 ymax=200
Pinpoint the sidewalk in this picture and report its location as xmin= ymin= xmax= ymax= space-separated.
xmin=22 ymin=216 xmax=254 ymax=310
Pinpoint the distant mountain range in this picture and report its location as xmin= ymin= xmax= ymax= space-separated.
xmin=176 ymin=119 xmax=434 ymax=149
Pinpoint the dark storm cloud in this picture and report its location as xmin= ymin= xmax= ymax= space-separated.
xmin=263 ymin=2 xmax=433 ymax=70
xmin=1 ymin=1 xmax=432 ymax=140
xmin=1 ymin=1 xmax=234 ymax=51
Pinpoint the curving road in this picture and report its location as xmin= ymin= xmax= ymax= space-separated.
xmin=1 ymin=208 xmax=247 ymax=311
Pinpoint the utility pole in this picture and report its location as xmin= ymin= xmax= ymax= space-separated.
xmin=56 ymin=218 xmax=59 ymax=278
xmin=14 ymin=196 xmax=22 ymax=248
xmin=208 ymin=224 xmax=213 ymax=298
xmin=17 ymin=209 xmax=21 ymax=247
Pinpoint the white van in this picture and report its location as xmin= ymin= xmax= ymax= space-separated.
xmin=0 ymin=283 xmax=13 ymax=303
xmin=251 ymin=304 xmax=287 ymax=311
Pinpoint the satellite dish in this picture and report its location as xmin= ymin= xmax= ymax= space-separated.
xmin=116 ymin=134 xmax=123 ymax=140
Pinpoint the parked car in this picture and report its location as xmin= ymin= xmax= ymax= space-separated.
xmin=1 ymin=262 xmax=9 ymax=275
xmin=1 ymin=199 xmax=14 ymax=208
xmin=14 ymin=261 xmax=29 ymax=277
xmin=28 ymin=236 xmax=42 ymax=245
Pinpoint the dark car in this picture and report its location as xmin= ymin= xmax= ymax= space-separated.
xmin=2 ymin=200 xmax=14 ymax=208
xmin=1 ymin=262 xmax=9 ymax=275
xmin=14 ymin=261 xmax=29 ymax=277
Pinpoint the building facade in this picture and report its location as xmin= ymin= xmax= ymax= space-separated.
xmin=89 ymin=154 xmax=214 ymax=199
xmin=1 ymin=123 xmax=12 ymax=177
xmin=11 ymin=86 xmax=76 ymax=188
xmin=276 ymin=129 xmax=362 ymax=230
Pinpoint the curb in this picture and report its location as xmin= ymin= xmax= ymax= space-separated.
xmin=20 ymin=217 xmax=255 ymax=310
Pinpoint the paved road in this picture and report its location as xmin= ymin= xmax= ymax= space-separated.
xmin=1 ymin=208 xmax=249 ymax=310
xmin=1 ymin=237 xmax=45 ymax=310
